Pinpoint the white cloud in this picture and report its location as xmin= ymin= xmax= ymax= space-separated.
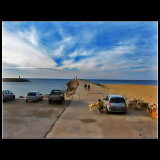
xmin=52 ymin=44 xmax=65 ymax=58
xmin=81 ymin=51 xmax=88 ymax=56
xmin=18 ymin=27 xmax=39 ymax=46
xmin=52 ymin=36 xmax=77 ymax=58
xmin=69 ymin=51 xmax=78 ymax=58
xmin=62 ymin=59 xmax=74 ymax=66
xmin=58 ymin=43 xmax=141 ymax=72
xmin=2 ymin=29 xmax=57 ymax=69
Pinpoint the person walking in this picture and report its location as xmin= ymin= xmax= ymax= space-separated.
xmin=88 ymin=84 xmax=90 ymax=91
xmin=84 ymin=84 xmax=87 ymax=90
xmin=97 ymin=99 xmax=104 ymax=113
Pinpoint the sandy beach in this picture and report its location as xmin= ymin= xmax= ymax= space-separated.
xmin=104 ymin=84 xmax=158 ymax=104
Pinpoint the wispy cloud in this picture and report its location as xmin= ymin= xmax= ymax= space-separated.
xmin=18 ymin=27 xmax=39 ymax=46
xmin=2 ymin=21 xmax=158 ymax=79
xmin=2 ymin=29 xmax=57 ymax=69
xmin=52 ymin=44 xmax=65 ymax=58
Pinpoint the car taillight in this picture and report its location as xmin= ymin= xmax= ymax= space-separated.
xmin=26 ymin=96 xmax=28 ymax=98
xmin=3 ymin=94 xmax=4 ymax=97
xmin=108 ymin=101 xmax=111 ymax=106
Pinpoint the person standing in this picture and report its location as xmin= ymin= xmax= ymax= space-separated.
xmin=88 ymin=84 xmax=90 ymax=91
xmin=84 ymin=84 xmax=87 ymax=90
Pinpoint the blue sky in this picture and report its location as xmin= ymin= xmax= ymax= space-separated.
xmin=2 ymin=21 xmax=158 ymax=80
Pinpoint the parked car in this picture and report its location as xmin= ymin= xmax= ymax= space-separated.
xmin=48 ymin=90 xmax=64 ymax=104
xmin=26 ymin=91 xmax=43 ymax=103
xmin=2 ymin=90 xmax=15 ymax=102
xmin=103 ymin=95 xmax=127 ymax=113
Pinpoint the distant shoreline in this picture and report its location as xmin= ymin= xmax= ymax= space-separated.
xmin=2 ymin=78 xmax=29 ymax=82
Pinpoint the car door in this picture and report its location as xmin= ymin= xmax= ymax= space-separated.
xmin=37 ymin=92 xmax=42 ymax=100
xmin=39 ymin=92 xmax=43 ymax=99
xmin=36 ymin=92 xmax=40 ymax=100
xmin=7 ymin=91 xmax=12 ymax=99
xmin=3 ymin=91 xmax=7 ymax=99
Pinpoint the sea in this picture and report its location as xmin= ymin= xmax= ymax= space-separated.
xmin=2 ymin=78 xmax=158 ymax=97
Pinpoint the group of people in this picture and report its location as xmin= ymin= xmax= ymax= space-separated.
xmin=84 ymin=83 xmax=104 ymax=113
xmin=84 ymin=84 xmax=90 ymax=90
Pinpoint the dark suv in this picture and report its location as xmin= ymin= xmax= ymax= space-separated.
xmin=48 ymin=90 xmax=64 ymax=104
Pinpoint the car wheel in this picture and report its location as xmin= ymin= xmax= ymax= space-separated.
xmin=60 ymin=100 xmax=62 ymax=104
xmin=124 ymin=110 xmax=127 ymax=114
xmin=26 ymin=100 xmax=28 ymax=103
xmin=49 ymin=100 xmax=51 ymax=104
xmin=41 ymin=98 xmax=43 ymax=101
xmin=3 ymin=98 xmax=7 ymax=102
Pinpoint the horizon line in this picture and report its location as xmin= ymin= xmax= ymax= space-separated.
xmin=2 ymin=77 xmax=158 ymax=81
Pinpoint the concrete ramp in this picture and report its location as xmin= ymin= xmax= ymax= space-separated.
xmin=46 ymin=80 xmax=157 ymax=139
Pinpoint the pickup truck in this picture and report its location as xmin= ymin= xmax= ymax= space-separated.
xmin=48 ymin=90 xmax=64 ymax=104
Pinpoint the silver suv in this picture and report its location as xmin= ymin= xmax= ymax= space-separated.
xmin=2 ymin=90 xmax=15 ymax=102
xmin=103 ymin=95 xmax=127 ymax=113
xmin=26 ymin=91 xmax=43 ymax=103
xmin=48 ymin=90 xmax=64 ymax=104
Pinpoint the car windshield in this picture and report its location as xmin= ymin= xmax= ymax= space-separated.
xmin=110 ymin=98 xmax=125 ymax=103
xmin=3 ymin=91 xmax=7 ymax=94
xmin=27 ymin=92 xmax=36 ymax=96
xmin=51 ymin=91 xmax=62 ymax=95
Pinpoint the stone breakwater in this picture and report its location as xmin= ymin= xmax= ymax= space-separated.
xmin=3 ymin=78 xmax=29 ymax=82
xmin=42 ymin=79 xmax=79 ymax=98
xmin=65 ymin=79 xmax=79 ymax=97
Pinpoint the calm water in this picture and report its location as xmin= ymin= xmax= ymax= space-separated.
xmin=2 ymin=79 xmax=71 ymax=97
xmin=2 ymin=78 xmax=158 ymax=97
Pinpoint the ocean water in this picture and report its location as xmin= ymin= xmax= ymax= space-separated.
xmin=2 ymin=78 xmax=158 ymax=97
xmin=2 ymin=79 xmax=71 ymax=97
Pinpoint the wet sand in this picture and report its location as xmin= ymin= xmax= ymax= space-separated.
xmin=104 ymin=84 xmax=158 ymax=104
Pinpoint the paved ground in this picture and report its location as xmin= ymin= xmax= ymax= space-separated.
xmin=2 ymin=80 xmax=158 ymax=139
xmin=46 ymin=80 xmax=158 ymax=139
xmin=3 ymin=98 xmax=71 ymax=138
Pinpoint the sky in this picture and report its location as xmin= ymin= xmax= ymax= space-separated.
xmin=2 ymin=21 xmax=158 ymax=80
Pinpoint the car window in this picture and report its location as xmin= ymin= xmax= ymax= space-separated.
xmin=3 ymin=91 xmax=7 ymax=94
xmin=51 ymin=91 xmax=61 ymax=95
xmin=110 ymin=98 xmax=125 ymax=103
xmin=6 ymin=91 xmax=10 ymax=94
xmin=27 ymin=92 xmax=36 ymax=96
xmin=8 ymin=91 xmax=12 ymax=94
